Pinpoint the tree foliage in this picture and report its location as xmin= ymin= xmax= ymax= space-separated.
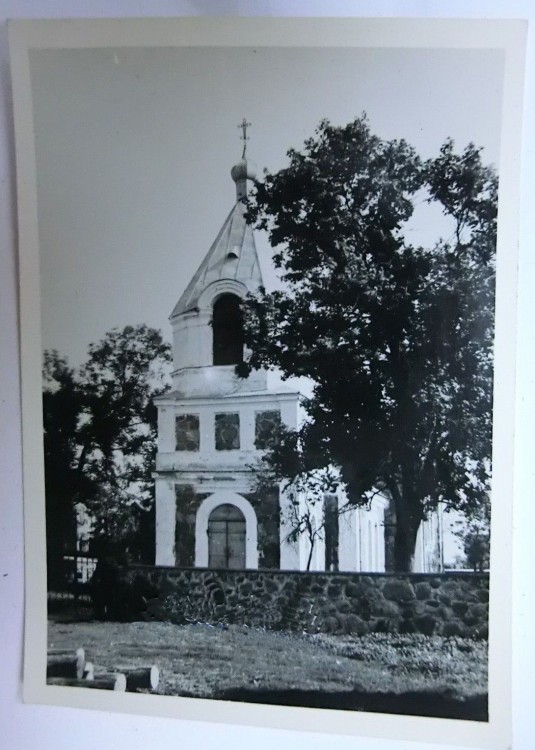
xmin=240 ymin=117 xmax=496 ymax=571
xmin=43 ymin=325 xmax=171 ymax=573
xmin=452 ymin=497 xmax=491 ymax=572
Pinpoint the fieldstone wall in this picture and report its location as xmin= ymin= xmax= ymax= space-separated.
xmin=116 ymin=567 xmax=489 ymax=639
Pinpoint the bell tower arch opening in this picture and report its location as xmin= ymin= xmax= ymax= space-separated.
xmin=212 ymin=293 xmax=244 ymax=366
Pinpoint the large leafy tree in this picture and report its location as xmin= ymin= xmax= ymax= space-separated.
xmin=240 ymin=117 xmax=496 ymax=571
xmin=43 ymin=325 xmax=171 ymax=572
xmin=43 ymin=350 xmax=91 ymax=585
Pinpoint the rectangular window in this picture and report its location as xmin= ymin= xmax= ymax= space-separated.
xmin=254 ymin=410 xmax=281 ymax=449
xmin=175 ymin=414 xmax=200 ymax=451
xmin=215 ymin=412 xmax=240 ymax=450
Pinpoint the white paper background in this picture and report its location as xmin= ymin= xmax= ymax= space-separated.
xmin=1 ymin=3 xmax=534 ymax=750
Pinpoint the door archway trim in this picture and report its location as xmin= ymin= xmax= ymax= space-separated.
xmin=195 ymin=491 xmax=258 ymax=569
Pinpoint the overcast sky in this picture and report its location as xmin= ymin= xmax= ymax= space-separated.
xmin=30 ymin=45 xmax=504 ymax=366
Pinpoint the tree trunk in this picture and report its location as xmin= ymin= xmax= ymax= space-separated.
xmin=306 ymin=539 xmax=314 ymax=571
xmin=392 ymin=520 xmax=420 ymax=572
xmin=387 ymin=480 xmax=422 ymax=572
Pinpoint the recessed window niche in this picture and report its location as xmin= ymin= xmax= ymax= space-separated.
xmin=215 ymin=412 xmax=240 ymax=450
xmin=175 ymin=414 xmax=200 ymax=451
xmin=254 ymin=410 xmax=281 ymax=449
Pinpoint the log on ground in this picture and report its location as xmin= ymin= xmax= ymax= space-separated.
xmin=47 ymin=648 xmax=85 ymax=679
xmin=48 ymin=673 xmax=126 ymax=691
xmin=116 ymin=666 xmax=160 ymax=692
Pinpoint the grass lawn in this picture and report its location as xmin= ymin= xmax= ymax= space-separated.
xmin=48 ymin=620 xmax=488 ymax=720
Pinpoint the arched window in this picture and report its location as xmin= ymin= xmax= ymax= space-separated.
xmin=212 ymin=293 xmax=243 ymax=366
xmin=208 ymin=504 xmax=246 ymax=569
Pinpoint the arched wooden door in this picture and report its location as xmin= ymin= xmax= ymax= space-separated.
xmin=208 ymin=504 xmax=246 ymax=569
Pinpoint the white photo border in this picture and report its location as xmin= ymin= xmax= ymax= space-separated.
xmin=9 ymin=16 xmax=527 ymax=749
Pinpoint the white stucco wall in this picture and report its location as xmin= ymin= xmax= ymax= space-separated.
xmin=154 ymin=477 xmax=176 ymax=566
xmin=414 ymin=506 xmax=444 ymax=573
xmin=338 ymin=493 xmax=388 ymax=573
xmin=156 ymin=391 xmax=299 ymax=460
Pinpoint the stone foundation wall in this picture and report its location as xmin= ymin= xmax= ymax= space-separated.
xmin=116 ymin=567 xmax=489 ymax=639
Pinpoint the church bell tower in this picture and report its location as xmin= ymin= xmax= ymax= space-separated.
xmin=153 ymin=122 xmax=301 ymax=570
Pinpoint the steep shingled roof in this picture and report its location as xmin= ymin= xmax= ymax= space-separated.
xmin=171 ymin=197 xmax=263 ymax=319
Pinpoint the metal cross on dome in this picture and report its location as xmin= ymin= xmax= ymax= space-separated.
xmin=238 ymin=118 xmax=251 ymax=157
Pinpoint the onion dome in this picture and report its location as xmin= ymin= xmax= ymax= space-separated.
xmin=231 ymin=157 xmax=257 ymax=184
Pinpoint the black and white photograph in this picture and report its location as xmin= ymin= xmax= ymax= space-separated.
xmin=9 ymin=16 xmax=526 ymax=748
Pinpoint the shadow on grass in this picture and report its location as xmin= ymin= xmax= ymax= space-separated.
xmin=216 ymin=687 xmax=488 ymax=722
